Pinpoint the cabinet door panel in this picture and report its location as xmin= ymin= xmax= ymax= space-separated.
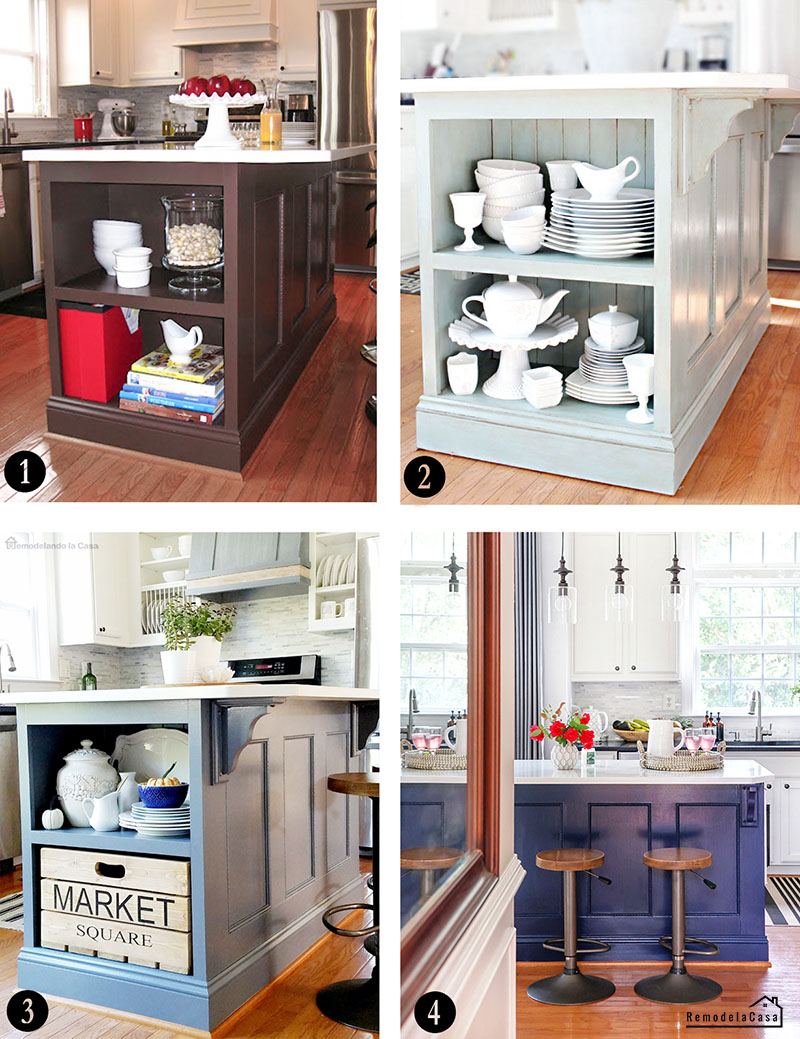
xmin=91 ymin=0 xmax=117 ymax=80
xmin=629 ymin=532 xmax=679 ymax=677
xmin=91 ymin=533 xmax=126 ymax=640
xmin=779 ymin=781 xmax=800 ymax=863
xmin=277 ymin=0 xmax=318 ymax=77
xmin=572 ymin=533 xmax=621 ymax=677
xmin=124 ymin=0 xmax=184 ymax=83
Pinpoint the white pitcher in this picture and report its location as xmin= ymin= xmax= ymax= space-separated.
xmin=117 ymin=772 xmax=138 ymax=814
xmin=647 ymin=718 xmax=685 ymax=757
xmin=82 ymin=790 xmax=121 ymax=831
xmin=444 ymin=718 xmax=468 ymax=755
xmin=160 ymin=319 xmax=203 ymax=365
xmin=584 ymin=706 xmax=609 ymax=735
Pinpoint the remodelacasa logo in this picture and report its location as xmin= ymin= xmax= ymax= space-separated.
xmin=686 ymin=996 xmax=783 ymax=1028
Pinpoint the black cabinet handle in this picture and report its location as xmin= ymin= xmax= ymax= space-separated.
xmin=785 ymin=784 xmax=790 ymax=790
xmin=99 ymin=626 xmax=105 ymax=633
xmin=766 ymin=783 xmax=772 ymax=789
xmin=631 ymin=665 xmax=637 ymax=670
xmin=615 ymin=666 xmax=620 ymax=671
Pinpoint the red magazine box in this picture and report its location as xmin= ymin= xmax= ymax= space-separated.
xmin=59 ymin=303 xmax=143 ymax=403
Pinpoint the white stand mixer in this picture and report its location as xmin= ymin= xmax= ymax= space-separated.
xmin=97 ymin=98 xmax=134 ymax=141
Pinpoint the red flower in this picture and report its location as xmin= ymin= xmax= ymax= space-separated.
xmin=549 ymin=720 xmax=565 ymax=738
xmin=565 ymin=727 xmax=579 ymax=743
xmin=580 ymin=729 xmax=595 ymax=746
xmin=529 ymin=725 xmax=545 ymax=741
xmin=580 ymin=713 xmax=590 ymax=725
xmin=583 ymin=737 xmax=595 ymax=750
xmin=532 ymin=730 xmax=545 ymax=742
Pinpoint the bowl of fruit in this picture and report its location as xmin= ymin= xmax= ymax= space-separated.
xmin=612 ymin=719 xmax=650 ymax=742
xmin=137 ymin=763 xmax=188 ymax=808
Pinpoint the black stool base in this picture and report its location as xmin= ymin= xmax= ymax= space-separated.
xmin=364 ymin=932 xmax=379 ymax=957
xmin=317 ymin=977 xmax=379 ymax=1033
xmin=527 ymin=969 xmax=616 ymax=1006
xmin=634 ymin=970 xmax=722 ymax=1005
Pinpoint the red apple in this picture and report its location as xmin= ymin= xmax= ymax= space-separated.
xmin=230 ymin=77 xmax=256 ymax=96
xmin=184 ymin=76 xmax=208 ymax=97
xmin=207 ymin=74 xmax=231 ymax=97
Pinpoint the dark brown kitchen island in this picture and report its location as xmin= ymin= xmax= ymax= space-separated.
xmin=24 ymin=143 xmax=375 ymax=472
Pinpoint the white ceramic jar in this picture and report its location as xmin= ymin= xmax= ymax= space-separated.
xmin=56 ymin=740 xmax=120 ymax=827
xmin=588 ymin=305 xmax=639 ymax=349
xmin=551 ymin=741 xmax=580 ymax=770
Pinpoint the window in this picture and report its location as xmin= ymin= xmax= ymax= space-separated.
xmin=0 ymin=533 xmax=56 ymax=680
xmin=0 ymin=0 xmax=52 ymax=117
xmin=694 ymin=533 xmax=800 ymax=712
xmin=400 ymin=532 xmax=468 ymax=713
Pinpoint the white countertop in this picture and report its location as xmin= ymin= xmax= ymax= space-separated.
xmin=6 ymin=683 xmax=377 ymax=705
xmin=402 ymin=759 xmax=773 ymax=785
xmin=402 ymin=73 xmax=800 ymax=97
xmin=22 ymin=142 xmax=376 ymax=164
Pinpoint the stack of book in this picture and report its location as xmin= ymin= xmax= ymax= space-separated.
xmin=119 ymin=345 xmax=224 ymax=424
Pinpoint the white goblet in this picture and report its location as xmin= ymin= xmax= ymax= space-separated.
xmin=450 ymin=192 xmax=486 ymax=252
xmin=623 ymin=354 xmax=655 ymax=424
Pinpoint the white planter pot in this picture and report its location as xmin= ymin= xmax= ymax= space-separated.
xmin=550 ymin=741 xmax=580 ymax=770
xmin=576 ymin=0 xmax=677 ymax=73
xmin=192 ymin=635 xmax=222 ymax=677
xmin=160 ymin=649 xmax=198 ymax=685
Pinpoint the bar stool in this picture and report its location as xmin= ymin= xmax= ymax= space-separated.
xmin=634 ymin=847 xmax=722 ymax=1005
xmin=527 ymin=848 xmax=616 ymax=1006
xmin=316 ymin=772 xmax=379 ymax=1033
xmin=400 ymin=846 xmax=462 ymax=900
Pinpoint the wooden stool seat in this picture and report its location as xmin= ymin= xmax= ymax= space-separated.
xmin=536 ymin=848 xmax=605 ymax=872
xmin=643 ymin=848 xmax=712 ymax=871
xmin=400 ymin=847 xmax=462 ymax=872
xmin=327 ymin=772 xmax=379 ymax=798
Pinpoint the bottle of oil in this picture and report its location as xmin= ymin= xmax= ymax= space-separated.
xmin=81 ymin=662 xmax=97 ymax=691
xmin=260 ymin=78 xmax=282 ymax=146
xmin=161 ymin=102 xmax=174 ymax=138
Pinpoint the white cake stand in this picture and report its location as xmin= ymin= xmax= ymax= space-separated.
xmin=448 ymin=315 xmax=579 ymax=399
xmin=169 ymin=93 xmax=266 ymax=149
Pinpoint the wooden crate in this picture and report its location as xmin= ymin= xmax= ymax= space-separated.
xmin=40 ymin=848 xmax=191 ymax=974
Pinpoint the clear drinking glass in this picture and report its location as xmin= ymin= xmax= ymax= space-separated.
xmin=685 ymin=728 xmax=701 ymax=755
xmin=161 ymin=193 xmax=224 ymax=293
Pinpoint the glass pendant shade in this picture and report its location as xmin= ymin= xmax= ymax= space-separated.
xmin=661 ymin=584 xmax=684 ymax=622
xmin=548 ymin=584 xmax=578 ymax=625
xmin=605 ymin=585 xmax=634 ymax=623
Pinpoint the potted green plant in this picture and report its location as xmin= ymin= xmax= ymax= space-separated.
xmin=576 ymin=0 xmax=680 ymax=73
xmin=160 ymin=597 xmax=198 ymax=685
xmin=187 ymin=600 xmax=236 ymax=674
xmin=530 ymin=702 xmax=595 ymax=770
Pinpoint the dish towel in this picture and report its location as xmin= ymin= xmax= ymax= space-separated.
xmin=0 ymin=164 xmax=5 ymax=218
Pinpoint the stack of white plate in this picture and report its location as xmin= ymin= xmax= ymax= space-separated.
xmin=129 ymin=802 xmax=190 ymax=838
xmin=474 ymin=159 xmax=545 ymax=243
xmin=577 ymin=335 xmax=646 ymax=385
xmin=282 ymin=122 xmax=317 ymax=144
xmin=318 ymin=551 xmax=356 ymax=588
xmin=521 ymin=366 xmax=563 ymax=409
xmin=544 ymin=189 xmax=655 ymax=258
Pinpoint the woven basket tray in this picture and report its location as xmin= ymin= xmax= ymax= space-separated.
xmin=404 ymin=749 xmax=467 ymax=771
xmin=637 ymin=740 xmax=726 ymax=771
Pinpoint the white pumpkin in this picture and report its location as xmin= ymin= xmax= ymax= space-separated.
xmin=42 ymin=798 xmax=64 ymax=830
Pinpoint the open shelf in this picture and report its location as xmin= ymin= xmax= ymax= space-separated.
xmin=30 ymin=826 xmax=191 ymax=857
xmin=54 ymin=267 xmax=226 ymax=316
xmin=433 ymin=241 xmax=655 ymax=287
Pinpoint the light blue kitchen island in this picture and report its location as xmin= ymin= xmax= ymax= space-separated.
xmin=10 ymin=683 xmax=378 ymax=1031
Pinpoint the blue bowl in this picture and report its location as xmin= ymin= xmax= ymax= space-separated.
xmin=137 ymin=783 xmax=188 ymax=808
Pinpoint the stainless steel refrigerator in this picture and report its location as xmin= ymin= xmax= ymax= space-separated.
xmin=318 ymin=1 xmax=377 ymax=273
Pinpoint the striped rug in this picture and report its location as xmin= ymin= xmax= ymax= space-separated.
xmin=766 ymin=875 xmax=800 ymax=925
xmin=0 ymin=891 xmax=23 ymax=931
xmin=400 ymin=271 xmax=421 ymax=295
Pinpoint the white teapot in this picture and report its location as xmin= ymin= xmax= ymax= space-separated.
xmin=462 ymin=276 xmax=569 ymax=339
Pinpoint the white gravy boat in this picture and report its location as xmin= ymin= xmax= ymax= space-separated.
xmin=160 ymin=319 xmax=203 ymax=365
xmin=572 ymin=156 xmax=641 ymax=201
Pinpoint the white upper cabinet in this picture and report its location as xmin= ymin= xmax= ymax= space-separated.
xmin=571 ymin=532 xmax=679 ymax=681
xmin=56 ymin=533 xmax=134 ymax=647
xmin=119 ymin=0 xmax=189 ymax=85
xmin=276 ymin=0 xmax=318 ymax=79
xmin=57 ymin=0 xmax=119 ymax=86
xmin=400 ymin=0 xmax=557 ymax=32
xmin=173 ymin=0 xmax=278 ymax=46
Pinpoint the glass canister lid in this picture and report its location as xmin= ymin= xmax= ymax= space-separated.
xmin=63 ymin=739 xmax=110 ymax=761
xmin=590 ymin=304 xmax=637 ymax=327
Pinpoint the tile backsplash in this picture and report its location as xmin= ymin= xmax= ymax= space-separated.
xmin=56 ymin=593 xmax=354 ymax=690
xmin=572 ymin=681 xmax=683 ymax=738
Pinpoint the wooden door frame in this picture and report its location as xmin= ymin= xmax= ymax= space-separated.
xmin=401 ymin=532 xmax=503 ymax=1015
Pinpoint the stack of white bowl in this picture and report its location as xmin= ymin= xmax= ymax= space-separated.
xmin=500 ymin=206 xmax=546 ymax=255
xmin=113 ymin=246 xmax=153 ymax=288
xmin=521 ymin=366 xmax=563 ymax=409
xmin=474 ymin=159 xmax=544 ymax=243
xmin=93 ymin=220 xmax=143 ymax=277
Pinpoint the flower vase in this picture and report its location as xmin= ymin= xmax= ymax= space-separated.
xmin=551 ymin=741 xmax=579 ymax=770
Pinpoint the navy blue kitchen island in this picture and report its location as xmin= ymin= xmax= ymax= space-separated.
xmin=401 ymin=758 xmax=773 ymax=962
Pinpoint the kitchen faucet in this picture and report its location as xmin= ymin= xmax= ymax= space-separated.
xmin=406 ymin=687 xmax=418 ymax=741
xmin=0 ymin=641 xmax=17 ymax=694
xmin=747 ymin=688 xmax=772 ymax=743
xmin=2 ymin=89 xmax=18 ymax=146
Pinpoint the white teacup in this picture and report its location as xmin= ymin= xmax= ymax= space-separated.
xmin=321 ymin=601 xmax=344 ymax=619
xmin=151 ymin=546 xmax=173 ymax=561
xmin=546 ymin=160 xmax=580 ymax=191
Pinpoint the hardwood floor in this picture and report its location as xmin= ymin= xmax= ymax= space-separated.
xmin=0 ymin=866 xmax=375 ymax=1038
xmin=401 ymin=270 xmax=800 ymax=504
xmin=0 ymin=274 xmax=376 ymax=503
xmin=517 ymin=929 xmax=799 ymax=1038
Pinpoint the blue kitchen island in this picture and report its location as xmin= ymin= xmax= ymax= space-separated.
xmin=401 ymin=757 xmax=772 ymax=962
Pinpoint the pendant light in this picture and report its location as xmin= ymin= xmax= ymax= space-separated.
xmin=605 ymin=532 xmax=633 ymax=622
xmin=661 ymin=532 xmax=685 ymax=622
xmin=548 ymin=533 xmax=578 ymax=624
xmin=444 ymin=534 xmax=463 ymax=598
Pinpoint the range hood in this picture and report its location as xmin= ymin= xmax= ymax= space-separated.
xmin=185 ymin=534 xmax=310 ymax=602
xmin=173 ymin=0 xmax=278 ymax=47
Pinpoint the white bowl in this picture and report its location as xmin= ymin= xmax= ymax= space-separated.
xmin=502 ymin=233 xmax=545 ymax=255
xmin=484 ymin=202 xmax=543 ymax=220
xmin=162 ymin=568 xmax=187 ymax=583
xmin=482 ymin=216 xmax=504 ymax=242
xmin=477 ymin=172 xmax=544 ymax=195
xmin=199 ymin=665 xmax=235 ymax=684
xmin=114 ymin=264 xmax=152 ymax=288
xmin=487 ymin=188 xmax=546 ymax=209
xmin=113 ymin=247 xmax=152 ymax=271
xmin=477 ymin=158 xmax=540 ymax=178
xmin=502 ymin=205 xmax=547 ymax=226
xmin=93 ymin=219 xmax=142 ymax=232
